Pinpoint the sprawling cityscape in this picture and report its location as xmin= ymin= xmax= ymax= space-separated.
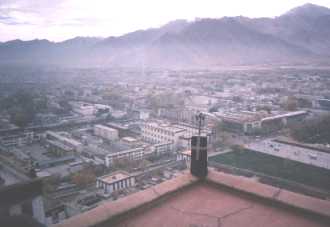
xmin=1 ymin=66 xmax=330 ymax=225
xmin=1 ymin=1 xmax=330 ymax=227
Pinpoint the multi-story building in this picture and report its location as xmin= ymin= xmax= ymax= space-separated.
xmin=173 ymin=123 xmax=213 ymax=149
xmin=215 ymin=110 xmax=308 ymax=135
xmin=96 ymin=171 xmax=135 ymax=194
xmin=0 ymin=131 xmax=35 ymax=147
xmin=214 ymin=111 xmax=265 ymax=135
xmin=176 ymin=150 xmax=191 ymax=169
xmin=71 ymin=102 xmax=96 ymax=116
xmin=150 ymin=142 xmax=173 ymax=154
xmin=105 ymin=148 xmax=144 ymax=167
xmin=260 ymin=111 xmax=308 ymax=133
xmin=141 ymin=122 xmax=186 ymax=148
xmin=45 ymin=131 xmax=83 ymax=152
xmin=94 ymin=125 xmax=119 ymax=141
xmin=157 ymin=107 xmax=197 ymax=124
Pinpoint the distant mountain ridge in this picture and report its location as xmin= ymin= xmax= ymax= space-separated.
xmin=1 ymin=3 xmax=330 ymax=68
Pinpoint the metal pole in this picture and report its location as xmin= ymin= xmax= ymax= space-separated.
xmin=196 ymin=113 xmax=205 ymax=136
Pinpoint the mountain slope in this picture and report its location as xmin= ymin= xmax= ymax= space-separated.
xmin=0 ymin=3 xmax=329 ymax=68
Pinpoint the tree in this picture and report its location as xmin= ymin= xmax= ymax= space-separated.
xmin=256 ymin=105 xmax=272 ymax=114
xmin=112 ymin=157 xmax=132 ymax=170
xmin=42 ymin=174 xmax=61 ymax=194
xmin=290 ymin=115 xmax=330 ymax=144
xmin=297 ymin=98 xmax=312 ymax=108
xmin=71 ymin=167 xmax=96 ymax=187
xmin=283 ymin=96 xmax=298 ymax=111
xmin=138 ymin=159 xmax=151 ymax=169
xmin=230 ymin=144 xmax=245 ymax=152
xmin=9 ymin=108 xmax=34 ymax=128
xmin=212 ymin=122 xmax=233 ymax=147
xmin=4 ymin=90 xmax=49 ymax=128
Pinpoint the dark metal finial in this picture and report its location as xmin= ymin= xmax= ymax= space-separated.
xmin=196 ymin=113 xmax=205 ymax=136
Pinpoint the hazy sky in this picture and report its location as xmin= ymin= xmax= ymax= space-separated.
xmin=0 ymin=0 xmax=330 ymax=42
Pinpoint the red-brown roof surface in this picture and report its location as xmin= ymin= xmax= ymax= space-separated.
xmin=113 ymin=184 xmax=328 ymax=227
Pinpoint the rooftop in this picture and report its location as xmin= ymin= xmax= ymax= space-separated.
xmin=105 ymin=147 xmax=143 ymax=157
xmin=94 ymin=124 xmax=117 ymax=132
xmin=144 ymin=122 xmax=186 ymax=133
xmin=215 ymin=110 xmax=307 ymax=124
xmin=98 ymin=171 xmax=132 ymax=184
xmin=55 ymin=170 xmax=330 ymax=227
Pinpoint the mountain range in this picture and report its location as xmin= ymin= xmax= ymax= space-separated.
xmin=1 ymin=3 xmax=330 ymax=68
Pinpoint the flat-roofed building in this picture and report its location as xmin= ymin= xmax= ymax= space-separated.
xmin=0 ymin=131 xmax=35 ymax=147
xmin=177 ymin=150 xmax=192 ymax=169
xmin=45 ymin=131 xmax=83 ymax=152
xmin=105 ymin=148 xmax=144 ymax=167
xmin=121 ymin=137 xmax=138 ymax=145
xmin=94 ymin=125 xmax=119 ymax=141
xmin=214 ymin=111 xmax=265 ymax=134
xmin=47 ymin=140 xmax=75 ymax=155
xmin=141 ymin=122 xmax=186 ymax=149
xmin=261 ymin=110 xmax=308 ymax=133
xmin=151 ymin=142 xmax=173 ymax=154
xmin=214 ymin=110 xmax=308 ymax=134
xmin=247 ymin=138 xmax=330 ymax=170
xmin=96 ymin=171 xmax=135 ymax=194
xmin=71 ymin=102 xmax=96 ymax=116
xmin=173 ymin=123 xmax=213 ymax=149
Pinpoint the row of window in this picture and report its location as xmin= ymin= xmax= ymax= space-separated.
xmin=99 ymin=178 xmax=134 ymax=193
xmin=107 ymin=152 xmax=144 ymax=163
xmin=142 ymin=132 xmax=173 ymax=142
xmin=143 ymin=126 xmax=176 ymax=136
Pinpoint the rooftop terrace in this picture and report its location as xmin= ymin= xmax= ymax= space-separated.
xmin=55 ymin=170 xmax=330 ymax=227
xmin=98 ymin=171 xmax=131 ymax=184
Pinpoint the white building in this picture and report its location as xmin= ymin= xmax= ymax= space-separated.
xmin=94 ymin=125 xmax=119 ymax=141
xmin=214 ymin=110 xmax=307 ymax=134
xmin=173 ymin=123 xmax=212 ymax=149
xmin=70 ymin=102 xmax=111 ymax=116
xmin=141 ymin=122 xmax=186 ymax=149
xmin=105 ymin=148 xmax=144 ymax=167
xmin=71 ymin=102 xmax=96 ymax=116
xmin=96 ymin=171 xmax=135 ymax=194
xmin=139 ymin=110 xmax=150 ymax=120
xmin=151 ymin=142 xmax=173 ymax=154
xmin=177 ymin=150 xmax=192 ymax=169
xmin=247 ymin=139 xmax=330 ymax=170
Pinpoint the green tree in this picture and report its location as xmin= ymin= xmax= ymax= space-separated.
xmin=283 ymin=96 xmax=298 ymax=111
xmin=6 ymin=91 xmax=37 ymax=127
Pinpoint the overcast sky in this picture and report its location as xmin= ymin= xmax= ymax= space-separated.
xmin=0 ymin=0 xmax=330 ymax=42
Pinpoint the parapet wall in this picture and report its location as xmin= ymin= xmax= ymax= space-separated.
xmin=55 ymin=169 xmax=330 ymax=227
